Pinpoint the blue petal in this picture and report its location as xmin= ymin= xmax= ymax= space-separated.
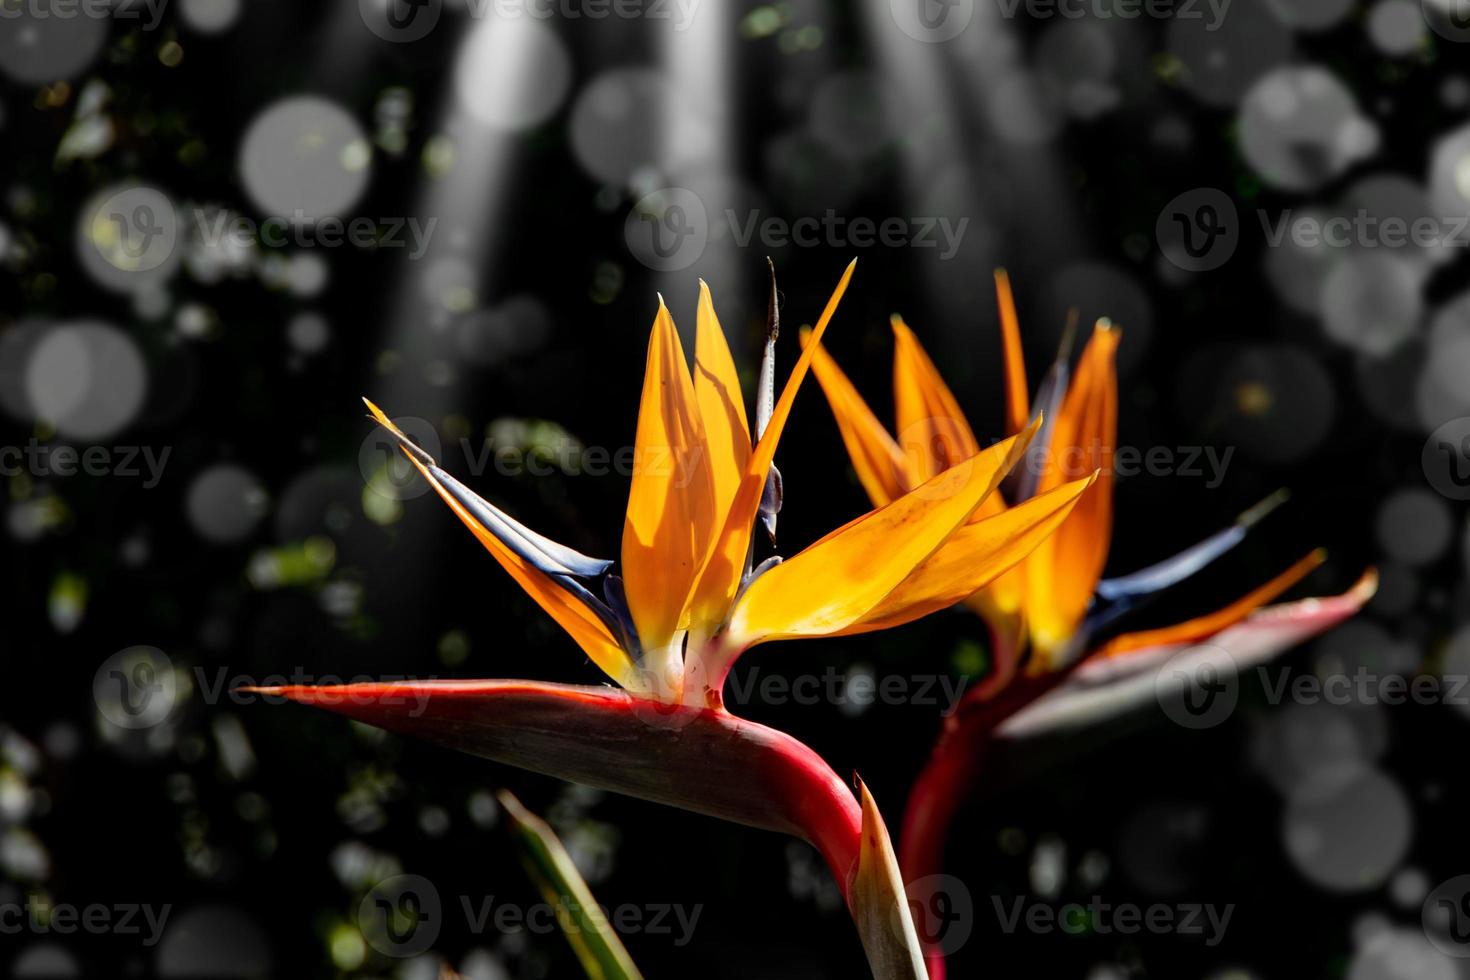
xmin=429 ymin=465 xmax=614 ymax=580
xmin=1094 ymin=523 xmax=1248 ymax=604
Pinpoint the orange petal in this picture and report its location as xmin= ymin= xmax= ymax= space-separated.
xmin=837 ymin=472 xmax=1095 ymax=636
xmin=1090 ymin=549 xmax=1328 ymax=660
xmin=726 ymin=420 xmax=1034 ymax=645
xmin=621 ymin=299 xmax=715 ymax=651
xmin=363 ymin=400 xmax=636 ymax=688
xmin=994 ymin=269 xmax=1030 ymax=438
xmin=694 ymin=281 xmax=751 ymax=522
xmin=802 ymin=326 xmax=912 ymax=508
xmin=892 ymin=316 xmax=982 ymax=481
xmin=684 ymin=260 xmax=857 ymax=634
xmin=1026 ymin=322 xmax=1120 ymax=658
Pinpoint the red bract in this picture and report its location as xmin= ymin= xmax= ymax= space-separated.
xmin=250 ymin=264 xmax=1082 ymax=978
xmin=805 ymin=272 xmax=1377 ymax=979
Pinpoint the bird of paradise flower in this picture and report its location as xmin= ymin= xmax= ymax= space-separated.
xmin=250 ymin=261 xmax=1095 ymax=978
xmin=804 ymin=270 xmax=1377 ymax=978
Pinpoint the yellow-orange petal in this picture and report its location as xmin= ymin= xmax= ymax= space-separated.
xmin=802 ymin=326 xmax=911 ymax=508
xmin=994 ymin=269 xmax=1030 ymax=438
xmin=1089 ymin=549 xmax=1328 ymax=660
xmin=621 ymin=299 xmax=715 ymax=651
xmin=363 ymin=400 xmax=637 ymax=687
xmin=725 ymin=419 xmax=1034 ymax=645
xmin=1026 ymin=322 xmax=1120 ymax=659
xmin=836 ymin=472 xmax=1095 ymax=636
xmin=891 ymin=315 xmax=982 ymax=481
xmin=694 ymin=281 xmax=751 ymax=522
xmin=684 ymin=260 xmax=857 ymax=634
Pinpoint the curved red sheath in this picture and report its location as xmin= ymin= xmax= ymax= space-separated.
xmin=254 ymin=680 xmax=864 ymax=900
xmin=899 ymin=573 xmax=1376 ymax=980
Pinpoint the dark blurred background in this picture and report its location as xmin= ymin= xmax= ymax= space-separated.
xmin=2 ymin=0 xmax=1469 ymax=976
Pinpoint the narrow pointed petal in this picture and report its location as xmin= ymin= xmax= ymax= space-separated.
xmin=996 ymin=569 xmax=1378 ymax=739
xmin=1006 ymin=339 xmax=1070 ymax=504
xmin=726 ymin=424 xmax=1033 ymax=646
xmin=837 ymin=472 xmax=1095 ymax=636
xmin=1090 ymin=549 xmax=1328 ymax=660
xmin=362 ymin=400 xmax=635 ymax=686
xmin=1094 ymin=489 xmax=1290 ymax=604
xmin=254 ymin=680 xmax=865 ymax=899
xmin=994 ymin=269 xmax=1030 ymax=438
xmin=758 ymin=462 xmax=783 ymax=544
xmin=685 ymin=260 xmax=857 ymax=633
xmin=694 ymin=281 xmax=751 ymax=523
xmin=1093 ymin=524 xmax=1247 ymax=604
xmin=891 ymin=316 xmax=981 ymax=481
xmin=1026 ymin=323 xmax=1120 ymax=659
xmin=756 ymin=265 xmax=783 ymax=540
xmin=366 ymin=400 xmax=612 ymax=580
xmin=499 ymin=790 xmax=645 ymax=980
xmin=851 ymin=778 xmax=927 ymax=980
xmin=803 ymin=327 xmax=911 ymax=507
xmin=622 ymin=300 xmax=716 ymax=650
